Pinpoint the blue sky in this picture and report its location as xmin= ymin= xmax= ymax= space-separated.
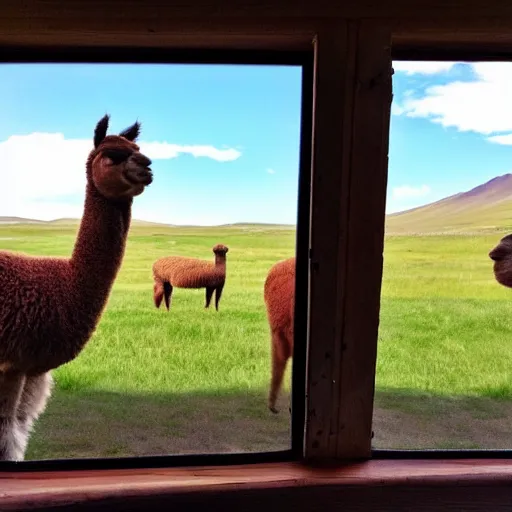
xmin=390 ymin=61 xmax=512 ymax=213
xmin=2 ymin=61 xmax=512 ymax=224
xmin=0 ymin=64 xmax=302 ymax=225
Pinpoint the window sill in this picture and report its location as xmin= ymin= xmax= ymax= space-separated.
xmin=2 ymin=459 xmax=512 ymax=510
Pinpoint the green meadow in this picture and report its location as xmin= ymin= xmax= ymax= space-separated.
xmin=1 ymin=222 xmax=512 ymax=458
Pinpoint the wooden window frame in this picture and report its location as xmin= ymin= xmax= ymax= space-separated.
xmin=3 ymin=5 xmax=512 ymax=510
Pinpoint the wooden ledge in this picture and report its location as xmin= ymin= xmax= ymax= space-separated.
xmin=2 ymin=459 xmax=512 ymax=510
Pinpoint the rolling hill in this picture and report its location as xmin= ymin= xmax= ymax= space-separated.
xmin=0 ymin=217 xmax=173 ymax=228
xmin=0 ymin=216 xmax=46 ymax=224
xmin=50 ymin=218 xmax=175 ymax=228
xmin=0 ymin=217 xmax=295 ymax=230
xmin=386 ymin=174 xmax=512 ymax=235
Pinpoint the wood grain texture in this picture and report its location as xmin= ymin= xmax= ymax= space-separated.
xmin=0 ymin=0 xmax=512 ymax=50
xmin=305 ymin=21 xmax=392 ymax=460
xmin=1 ymin=0 xmax=512 ymax=21
xmin=3 ymin=460 xmax=512 ymax=510
xmin=392 ymin=18 xmax=512 ymax=57
xmin=336 ymin=22 xmax=392 ymax=458
xmin=305 ymin=20 xmax=357 ymax=460
xmin=10 ymin=485 xmax=512 ymax=512
xmin=0 ymin=22 xmax=318 ymax=51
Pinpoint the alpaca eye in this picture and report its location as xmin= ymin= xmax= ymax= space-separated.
xmin=103 ymin=149 xmax=131 ymax=165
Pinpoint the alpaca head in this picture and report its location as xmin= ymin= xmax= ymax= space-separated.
xmin=213 ymin=244 xmax=229 ymax=256
xmin=489 ymin=233 xmax=512 ymax=287
xmin=87 ymin=114 xmax=153 ymax=200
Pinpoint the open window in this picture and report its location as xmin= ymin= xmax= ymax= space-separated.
xmin=0 ymin=48 xmax=312 ymax=469
xmin=373 ymin=58 xmax=512 ymax=455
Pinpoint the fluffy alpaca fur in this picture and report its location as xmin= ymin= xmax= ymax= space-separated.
xmin=152 ymin=244 xmax=229 ymax=311
xmin=489 ymin=233 xmax=512 ymax=287
xmin=264 ymin=257 xmax=295 ymax=414
xmin=0 ymin=115 xmax=153 ymax=461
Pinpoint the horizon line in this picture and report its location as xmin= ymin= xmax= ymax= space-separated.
xmin=0 ymin=216 xmax=298 ymax=228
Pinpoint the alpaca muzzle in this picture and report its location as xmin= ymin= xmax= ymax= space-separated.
xmin=124 ymin=158 xmax=153 ymax=187
xmin=489 ymin=245 xmax=506 ymax=262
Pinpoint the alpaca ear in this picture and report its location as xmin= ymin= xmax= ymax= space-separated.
xmin=119 ymin=121 xmax=141 ymax=142
xmin=94 ymin=114 xmax=110 ymax=148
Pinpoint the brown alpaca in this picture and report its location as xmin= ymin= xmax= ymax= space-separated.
xmin=489 ymin=233 xmax=512 ymax=287
xmin=264 ymin=257 xmax=295 ymax=414
xmin=0 ymin=115 xmax=153 ymax=461
xmin=152 ymin=244 xmax=229 ymax=311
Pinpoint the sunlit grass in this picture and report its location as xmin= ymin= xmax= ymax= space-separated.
xmin=1 ymin=223 xmax=512 ymax=455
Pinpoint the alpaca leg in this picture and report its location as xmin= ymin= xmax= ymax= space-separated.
xmin=268 ymin=330 xmax=290 ymax=414
xmin=153 ymin=280 xmax=164 ymax=309
xmin=16 ymin=372 xmax=54 ymax=460
xmin=214 ymin=284 xmax=224 ymax=311
xmin=205 ymin=287 xmax=215 ymax=308
xmin=163 ymin=282 xmax=173 ymax=311
xmin=0 ymin=371 xmax=26 ymax=461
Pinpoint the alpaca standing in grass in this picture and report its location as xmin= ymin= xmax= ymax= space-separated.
xmin=264 ymin=257 xmax=295 ymax=414
xmin=152 ymin=244 xmax=229 ymax=311
xmin=0 ymin=114 xmax=153 ymax=461
xmin=489 ymin=234 xmax=512 ymax=287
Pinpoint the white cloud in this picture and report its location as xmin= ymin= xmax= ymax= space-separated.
xmin=267 ymin=168 xmax=276 ymax=174
xmin=391 ymin=103 xmax=405 ymax=116
xmin=1 ymin=133 xmax=90 ymax=219
xmin=488 ymin=134 xmax=512 ymax=145
xmin=139 ymin=142 xmax=241 ymax=162
xmin=392 ymin=61 xmax=459 ymax=75
xmin=0 ymin=132 xmax=241 ymax=221
xmin=392 ymin=184 xmax=431 ymax=199
xmin=394 ymin=62 xmax=512 ymax=137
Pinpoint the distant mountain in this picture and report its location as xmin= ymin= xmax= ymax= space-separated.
xmin=386 ymin=174 xmax=512 ymax=234
xmin=47 ymin=218 xmax=81 ymax=225
xmin=0 ymin=217 xmax=295 ymax=229
xmin=0 ymin=216 xmax=46 ymax=224
xmin=48 ymin=218 xmax=174 ymax=227
xmin=220 ymin=222 xmax=295 ymax=229
xmin=0 ymin=217 xmax=173 ymax=227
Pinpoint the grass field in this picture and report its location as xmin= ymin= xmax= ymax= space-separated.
xmin=375 ymin=233 xmax=512 ymax=449
xmin=1 ymin=222 xmax=512 ymax=458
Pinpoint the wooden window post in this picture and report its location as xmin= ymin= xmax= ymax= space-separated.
xmin=306 ymin=21 xmax=392 ymax=460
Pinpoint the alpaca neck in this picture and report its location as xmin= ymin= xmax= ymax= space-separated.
xmin=70 ymin=183 xmax=131 ymax=314
xmin=214 ymin=255 xmax=226 ymax=268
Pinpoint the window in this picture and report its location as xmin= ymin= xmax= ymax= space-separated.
xmin=4 ymin=10 xmax=512 ymax=510
xmin=373 ymin=59 xmax=512 ymax=451
xmin=0 ymin=49 xmax=312 ymax=468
